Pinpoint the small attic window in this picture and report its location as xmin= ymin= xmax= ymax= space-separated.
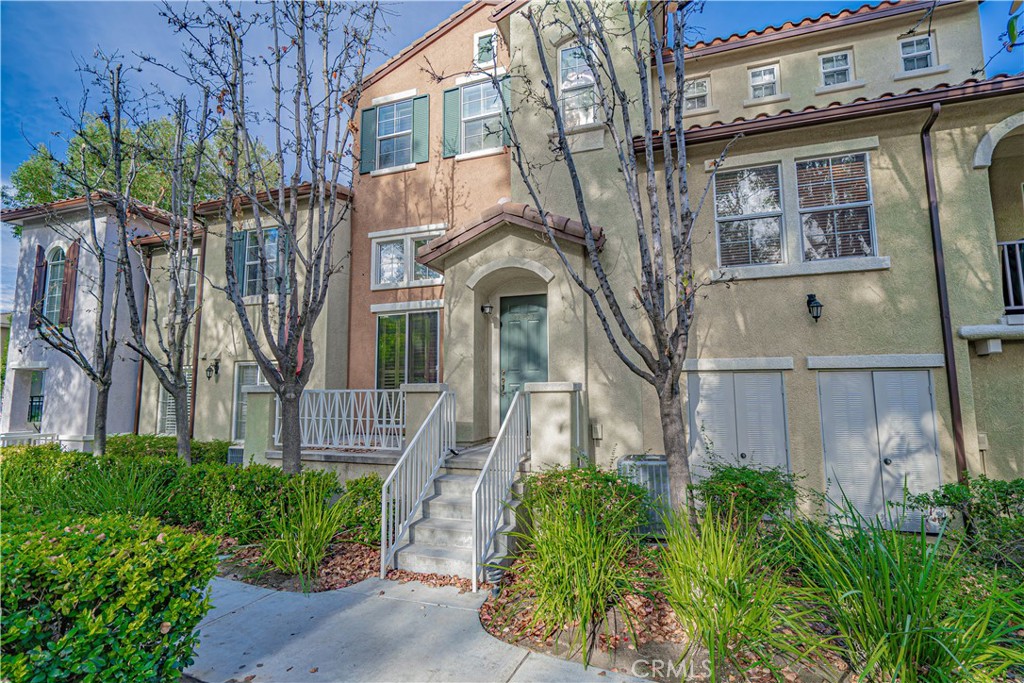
xmin=474 ymin=30 xmax=497 ymax=67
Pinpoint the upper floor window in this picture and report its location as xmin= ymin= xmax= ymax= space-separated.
xmin=242 ymin=228 xmax=279 ymax=297
xmin=474 ymin=30 xmax=497 ymax=67
xmin=43 ymin=247 xmax=65 ymax=320
xmin=900 ymin=35 xmax=934 ymax=72
xmin=797 ymin=153 xmax=875 ymax=260
xmin=683 ymin=77 xmax=711 ymax=111
xmin=558 ymin=44 xmax=597 ymax=127
xmin=372 ymin=231 xmax=443 ymax=289
xmin=461 ymin=80 xmax=503 ymax=154
xmin=377 ymin=99 xmax=414 ymax=169
xmin=820 ymin=51 xmax=852 ymax=87
xmin=714 ymin=165 xmax=784 ymax=267
xmin=748 ymin=65 xmax=778 ymax=100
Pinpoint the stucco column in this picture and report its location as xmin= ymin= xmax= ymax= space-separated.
xmin=242 ymin=386 xmax=277 ymax=466
xmin=402 ymin=383 xmax=449 ymax=449
xmin=526 ymin=382 xmax=584 ymax=471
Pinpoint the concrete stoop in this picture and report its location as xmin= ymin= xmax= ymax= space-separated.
xmin=392 ymin=448 xmax=525 ymax=579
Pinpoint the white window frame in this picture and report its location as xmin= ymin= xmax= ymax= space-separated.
xmin=557 ymin=42 xmax=597 ymax=126
xmin=460 ymin=80 xmax=504 ymax=156
xmin=683 ymin=76 xmax=711 ymax=111
xmin=899 ymin=35 xmax=934 ymax=72
xmin=748 ymin=64 xmax=779 ymax=100
xmin=374 ymin=309 xmax=441 ymax=390
xmin=241 ymin=228 xmax=279 ymax=298
xmin=232 ymin=362 xmax=268 ymax=442
xmin=819 ymin=50 xmax=853 ymax=87
xmin=713 ymin=163 xmax=786 ymax=268
xmin=797 ymin=152 xmax=878 ymax=262
xmin=43 ymin=246 xmax=66 ymax=321
xmin=473 ymin=29 xmax=498 ymax=68
xmin=375 ymin=98 xmax=414 ymax=171
xmin=157 ymin=367 xmax=193 ymax=436
xmin=370 ymin=229 xmax=444 ymax=290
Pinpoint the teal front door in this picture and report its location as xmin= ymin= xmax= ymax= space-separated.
xmin=499 ymin=294 xmax=548 ymax=419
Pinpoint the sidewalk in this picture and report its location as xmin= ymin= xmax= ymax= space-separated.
xmin=187 ymin=577 xmax=642 ymax=683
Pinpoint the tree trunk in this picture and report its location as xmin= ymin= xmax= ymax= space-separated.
xmin=175 ymin=387 xmax=192 ymax=466
xmin=659 ymin=377 xmax=692 ymax=511
xmin=93 ymin=384 xmax=109 ymax=456
xmin=279 ymin=389 xmax=302 ymax=475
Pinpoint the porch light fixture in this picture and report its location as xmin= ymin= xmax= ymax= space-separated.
xmin=480 ymin=303 xmax=495 ymax=316
xmin=205 ymin=359 xmax=220 ymax=381
xmin=806 ymin=294 xmax=824 ymax=323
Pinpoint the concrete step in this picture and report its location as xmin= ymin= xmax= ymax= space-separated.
xmin=433 ymin=473 xmax=477 ymax=497
xmin=408 ymin=516 xmax=473 ymax=548
xmin=393 ymin=543 xmax=473 ymax=577
xmin=421 ymin=494 xmax=472 ymax=521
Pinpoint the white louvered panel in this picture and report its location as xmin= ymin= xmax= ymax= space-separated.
xmin=873 ymin=370 xmax=940 ymax=531
xmin=687 ymin=372 xmax=738 ymax=478
xmin=818 ymin=371 xmax=885 ymax=520
xmin=734 ymin=372 xmax=788 ymax=471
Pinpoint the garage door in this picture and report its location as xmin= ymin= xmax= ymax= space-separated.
xmin=687 ymin=371 xmax=789 ymax=478
xmin=818 ymin=370 xmax=941 ymax=529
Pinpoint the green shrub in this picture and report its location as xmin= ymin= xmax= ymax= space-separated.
xmin=336 ymin=473 xmax=383 ymax=545
xmin=660 ymin=504 xmax=816 ymax=680
xmin=104 ymin=434 xmax=231 ymax=465
xmin=64 ymin=458 xmax=182 ymax=518
xmin=783 ymin=500 xmax=1024 ymax=682
xmin=510 ymin=467 xmax=647 ymax=666
xmin=0 ymin=445 xmax=90 ymax=519
xmin=689 ymin=461 xmax=800 ymax=525
xmin=1 ymin=514 xmax=217 ymax=682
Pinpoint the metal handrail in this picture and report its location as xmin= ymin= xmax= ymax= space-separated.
xmin=471 ymin=391 xmax=529 ymax=592
xmin=380 ymin=391 xmax=456 ymax=578
xmin=275 ymin=389 xmax=405 ymax=450
xmin=998 ymin=239 xmax=1024 ymax=314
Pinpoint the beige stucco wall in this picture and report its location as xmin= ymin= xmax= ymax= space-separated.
xmin=989 ymin=133 xmax=1024 ymax=243
xmin=968 ymin=344 xmax=1024 ymax=480
xmin=137 ymin=205 xmax=351 ymax=442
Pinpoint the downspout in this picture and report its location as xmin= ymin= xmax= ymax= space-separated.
xmin=188 ymin=230 xmax=208 ymax=439
xmin=132 ymin=252 xmax=152 ymax=434
xmin=920 ymin=103 xmax=968 ymax=484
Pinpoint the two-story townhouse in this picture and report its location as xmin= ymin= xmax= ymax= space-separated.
xmin=462 ymin=0 xmax=1022 ymax=520
xmin=134 ymin=183 xmax=353 ymax=454
xmin=0 ymin=195 xmax=165 ymax=450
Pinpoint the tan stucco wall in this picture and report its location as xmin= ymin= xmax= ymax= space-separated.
xmin=348 ymin=4 xmax=512 ymax=390
xmin=968 ymin=343 xmax=1024 ymax=480
xmin=989 ymin=135 xmax=1024 ymax=243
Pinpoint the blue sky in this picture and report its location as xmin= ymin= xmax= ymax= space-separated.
xmin=1 ymin=1 xmax=1021 ymax=311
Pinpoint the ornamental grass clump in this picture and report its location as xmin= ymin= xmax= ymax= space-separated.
xmin=659 ymin=504 xmax=817 ymax=681
xmin=783 ymin=500 xmax=1024 ymax=682
xmin=510 ymin=467 xmax=648 ymax=666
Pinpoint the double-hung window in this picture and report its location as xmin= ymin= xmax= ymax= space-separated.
xmin=820 ymin=51 xmax=852 ymax=87
xmin=749 ymin=65 xmax=778 ymax=100
xmin=714 ymin=165 xmax=784 ymax=267
xmin=43 ymin=247 xmax=65 ymax=320
xmin=558 ymin=44 xmax=597 ymax=127
xmin=797 ymin=153 xmax=875 ymax=260
xmin=474 ymin=30 xmax=497 ymax=67
xmin=241 ymin=228 xmax=279 ymax=297
xmin=232 ymin=362 xmax=268 ymax=442
xmin=900 ymin=35 xmax=934 ymax=72
xmin=376 ymin=99 xmax=414 ymax=169
xmin=372 ymin=231 xmax=442 ymax=289
xmin=376 ymin=311 xmax=440 ymax=389
xmin=683 ymin=77 xmax=711 ymax=111
xmin=461 ymin=81 xmax=503 ymax=154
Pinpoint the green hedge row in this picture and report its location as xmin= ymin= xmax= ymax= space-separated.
xmin=104 ymin=434 xmax=232 ymax=465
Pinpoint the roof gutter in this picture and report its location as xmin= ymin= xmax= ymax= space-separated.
xmin=920 ymin=102 xmax=968 ymax=485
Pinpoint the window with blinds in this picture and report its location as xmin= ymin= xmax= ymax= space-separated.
xmin=376 ymin=310 xmax=439 ymax=390
xmin=797 ymin=153 xmax=874 ymax=260
xmin=714 ymin=165 xmax=784 ymax=267
xmin=158 ymin=368 xmax=193 ymax=436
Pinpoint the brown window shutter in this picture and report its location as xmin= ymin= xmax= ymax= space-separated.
xmin=28 ymin=245 xmax=47 ymax=330
xmin=59 ymin=239 xmax=81 ymax=325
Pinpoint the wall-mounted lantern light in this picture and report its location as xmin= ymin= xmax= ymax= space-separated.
xmin=806 ymin=294 xmax=824 ymax=323
xmin=205 ymin=358 xmax=220 ymax=380
xmin=480 ymin=303 xmax=495 ymax=316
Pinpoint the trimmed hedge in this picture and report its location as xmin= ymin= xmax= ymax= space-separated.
xmin=1 ymin=515 xmax=217 ymax=682
xmin=104 ymin=434 xmax=232 ymax=465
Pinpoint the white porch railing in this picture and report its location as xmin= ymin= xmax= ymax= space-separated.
xmin=999 ymin=239 xmax=1024 ymax=315
xmin=0 ymin=432 xmax=59 ymax=448
xmin=471 ymin=391 xmax=530 ymax=591
xmin=275 ymin=389 xmax=405 ymax=450
xmin=380 ymin=391 xmax=456 ymax=577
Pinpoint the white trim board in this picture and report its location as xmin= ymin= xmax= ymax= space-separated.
xmin=683 ymin=357 xmax=794 ymax=371
xmin=807 ymin=354 xmax=944 ymax=369
xmin=370 ymin=299 xmax=444 ymax=314
xmin=368 ymin=223 xmax=446 ymax=240
xmin=371 ymin=89 xmax=417 ymax=107
xmin=705 ymin=135 xmax=879 ymax=172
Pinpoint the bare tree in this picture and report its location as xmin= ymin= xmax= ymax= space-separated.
xmin=165 ymin=1 xmax=382 ymax=473
xmin=494 ymin=1 xmax=735 ymax=508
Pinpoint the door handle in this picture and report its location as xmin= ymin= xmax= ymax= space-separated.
xmin=739 ymin=452 xmax=747 ymax=460
xmin=883 ymin=458 xmax=892 ymax=466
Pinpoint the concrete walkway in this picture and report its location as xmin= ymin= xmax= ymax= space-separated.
xmin=187 ymin=577 xmax=642 ymax=683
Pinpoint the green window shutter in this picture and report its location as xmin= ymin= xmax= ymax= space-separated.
xmin=412 ymin=95 xmax=430 ymax=164
xmin=442 ymin=87 xmax=461 ymax=158
xmin=277 ymin=229 xmax=292 ymax=295
xmin=359 ymin=107 xmax=377 ymax=174
xmin=232 ymin=231 xmax=247 ymax=295
xmin=501 ymin=75 xmax=511 ymax=147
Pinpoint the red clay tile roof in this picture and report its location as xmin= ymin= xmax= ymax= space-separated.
xmin=192 ymin=181 xmax=351 ymax=216
xmin=1 ymin=191 xmax=173 ymax=226
xmin=489 ymin=0 xmax=527 ymax=23
xmin=633 ymin=73 xmax=1024 ymax=152
xmin=417 ymin=201 xmax=604 ymax=267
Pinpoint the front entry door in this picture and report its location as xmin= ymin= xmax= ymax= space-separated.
xmin=499 ymin=295 xmax=548 ymax=420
